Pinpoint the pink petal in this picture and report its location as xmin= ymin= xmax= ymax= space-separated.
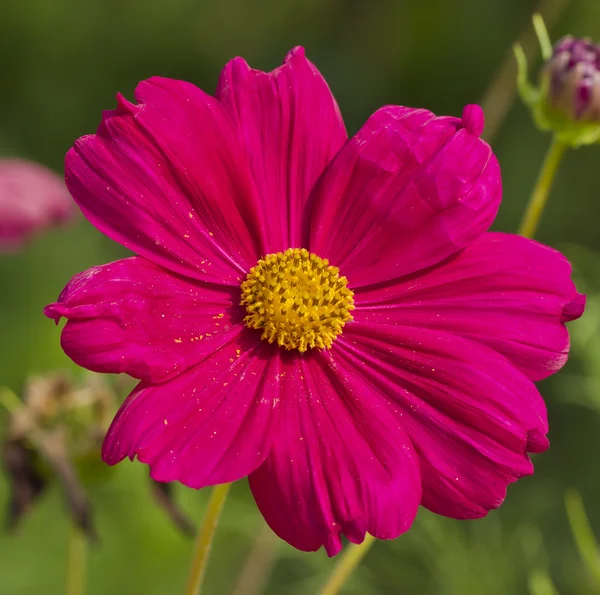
xmin=0 ymin=158 xmax=74 ymax=251
xmin=336 ymin=322 xmax=547 ymax=520
xmin=355 ymin=232 xmax=585 ymax=381
xmin=308 ymin=105 xmax=501 ymax=287
xmin=102 ymin=333 xmax=276 ymax=488
xmin=66 ymin=78 xmax=267 ymax=285
xmin=562 ymin=292 xmax=586 ymax=323
xmin=216 ymin=47 xmax=347 ymax=250
xmin=249 ymin=351 xmax=421 ymax=556
xmin=44 ymin=257 xmax=245 ymax=383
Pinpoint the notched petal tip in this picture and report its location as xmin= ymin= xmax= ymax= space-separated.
xmin=43 ymin=303 xmax=62 ymax=324
xmin=100 ymin=435 xmax=128 ymax=466
xmin=132 ymin=76 xmax=178 ymax=105
xmin=285 ymin=46 xmax=307 ymax=62
xmin=526 ymin=428 xmax=550 ymax=454
xmin=324 ymin=532 xmax=344 ymax=557
xmin=100 ymin=451 xmax=121 ymax=466
xmin=561 ymin=292 xmax=586 ymax=322
xmin=98 ymin=93 xmax=139 ymax=133
xmin=114 ymin=92 xmax=138 ymax=115
xmin=323 ymin=521 xmax=369 ymax=556
xmin=228 ymin=55 xmax=252 ymax=71
xmin=461 ymin=104 xmax=485 ymax=137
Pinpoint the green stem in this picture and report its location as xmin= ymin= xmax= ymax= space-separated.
xmin=66 ymin=520 xmax=87 ymax=595
xmin=518 ymin=136 xmax=567 ymax=238
xmin=184 ymin=483 xmax=232 ymax=595
xmin=231 ymin=523 xmax=279 ymax=595
xmin=317 ymin=534 xmax=376 ymax=595
xmin=565 ymin=490 xmax=600 ymax=585
xmin=528 ymin=569 xmax=560 ymax=595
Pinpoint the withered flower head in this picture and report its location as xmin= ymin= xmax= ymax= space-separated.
xmin=2 ymin=373 xmax=193 ymax=538
xmin=2 ymin=373 xmax=115 ymax=538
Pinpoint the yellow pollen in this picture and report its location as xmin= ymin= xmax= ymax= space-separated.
xmin=240 ymin=248 xmax=354 ymax=353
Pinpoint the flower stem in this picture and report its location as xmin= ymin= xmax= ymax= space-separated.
xmin=528 ymin=568 xmax=560 ymax=595
xmin=231 ymin=523 xmax=279 ymax=595
xmin=184 ymin=483 xmax=232 ymax=595
xmin=518 ymin=136 xmax=567 ymax=238
xmin=317 ymin=534 xmax=376 ymax=595
xmin=565 ymin=490 xmax=600 ymax=585
xmin=66 ymin=520 xmax=87 ymax=595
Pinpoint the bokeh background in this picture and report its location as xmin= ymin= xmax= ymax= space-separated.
xmin=2 ymin=0 xmax=600 ymax=593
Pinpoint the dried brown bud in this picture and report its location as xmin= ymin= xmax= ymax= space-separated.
xmin=2 ymin=373 xmax=116 ymax=539
xmin=3 ymin=373 xmax=192 ymax=537
xmin=2 ymin=439 xmax=46 ymax=532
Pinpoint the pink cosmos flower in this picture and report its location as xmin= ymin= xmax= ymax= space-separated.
xmin=0 ymin=159 xmax=74 ymax=251
xmin=45 ymin=47 xmax=584 ymax=556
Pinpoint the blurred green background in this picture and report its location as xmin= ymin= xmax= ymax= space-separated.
xmin=2 ymin=0 xmax=600 ymax=593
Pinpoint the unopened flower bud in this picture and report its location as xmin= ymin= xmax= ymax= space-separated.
xmin=542 ymin=36 xmax=600 ymax=121
xmin=515 ymin=19 xmax=600 ymax=146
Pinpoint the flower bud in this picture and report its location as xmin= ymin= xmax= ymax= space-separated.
xmin=542 ymin=36 xmax=600 ymax=122
xmin=515 ymin=21 xmax=600 ymax=146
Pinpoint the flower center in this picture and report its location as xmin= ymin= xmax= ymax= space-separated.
xmin=240 ymin=248 xmax=354 ymax=353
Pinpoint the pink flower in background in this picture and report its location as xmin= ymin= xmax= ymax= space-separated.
xmin=0 ymin=159 xmax=74 ymax=251
xmin=45 ymin=47 xmax=584 ymax=556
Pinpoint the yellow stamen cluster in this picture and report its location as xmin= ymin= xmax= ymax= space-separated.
xmin=241 ymin=248 xmax=354 ymax=353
